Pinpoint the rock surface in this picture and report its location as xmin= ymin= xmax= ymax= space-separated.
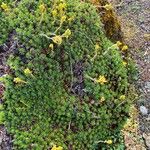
xmin=140 ymin=106 xmax=148 ymax=115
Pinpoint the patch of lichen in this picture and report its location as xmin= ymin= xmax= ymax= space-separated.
xmin=89 ymin=0 xmax=123 ymax=42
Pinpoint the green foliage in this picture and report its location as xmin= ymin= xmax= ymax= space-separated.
xmin=0 ymin=0 xmax=136 ymax=149
xmin=0 ymin=104 xmax=4 ymax=124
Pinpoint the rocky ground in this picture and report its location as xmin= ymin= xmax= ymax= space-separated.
xmin=110 ymin=0 xmax=150 ymax=149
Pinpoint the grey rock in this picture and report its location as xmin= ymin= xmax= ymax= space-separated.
xmin=0 ymin=136 xmax=2 ymax=145
xmin=143 ymin=133 xmax=150 ymax=148
xmin=145 ymin=82 xmax=150 ymax=90
xmin=140 ymin=106 xmax=148 ymax=115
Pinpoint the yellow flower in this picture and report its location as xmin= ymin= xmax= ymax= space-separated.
xmin=103 ymin=4 xmax=113 ymax=10
xmin=105 ymin=140 xmax=113 ymax=144
xmin=24 ymin=68 xmax=32 ymax=76
xmin=95 ymin=44 xmax=100 ymax=51
xmin=122 ymin=45 xmax=128 ymax=51
xmin=39 ymin=4 xmax=46 ymax=13
xmin=52 ymin=10 xmax=57 ymax=18
xmin=60 ymin=15 xmax=67 ymax=24
xmin=58 ymin=3 xmax=66 ymax=11
xmin=116 ymin=41 xmax=122 ymax=47
xmin=13 ymin=77 xmax=27 ymax=84
xmin=68 ymin=16 xmax=75 ymax=22
xmin=96 ymin=75 xmax=107 ymax=85
xmin=51 ymin=145 xmax=63 ymax=150
xmin=52 ymin=36 xmax=62 ymax=45
xmin=100 ymin=97 xmax=105 ymax=103
xmin=123 ymin=61 xmax=127 ymax=66
xmin=1 ymin=2 xmax=9 ymax=11
xmin=120 ymin=95 xmax=126 ymax=100
xmin=49 ymin=44 xmax=54 ymax=50
xmin=62 ymin=29 xmax=71 ymax=38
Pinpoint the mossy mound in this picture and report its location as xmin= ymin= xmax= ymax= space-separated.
xmin=0 ymin=0 xmax=135 ymax=149
xmin=90 ymin=0 xmax=123 ymax=42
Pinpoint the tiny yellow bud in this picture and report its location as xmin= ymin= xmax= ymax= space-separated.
xmin=1 ymin=2 xmax=9 ymax=11
xmin=68 ymin=16 xmax=75 ymax=22
xmin=122 ymin=45 xmax=128 ymax=51
xmin=51 ymin=145 xmax=63 ymax=150
xmin=61 ymin=15 xmax=67 ymax=24
xmin=120 ymin=95 xmax=126 ymax=100
xmin=123 ymin=61 xmax=127 ymax=66
xmin=52 ymin=10 xmax=57 ymax=18
xmin=105 ymin=140 xmax=113 ymax=144
xmin=24 ymin=68 xmax=32 ymax=76
xmin=39 ymin=4 xmax=46 ymax=13
xmin=13 ymin=77 xmax=26 ymax=84
xmin=100 ymin=97 xmax=105 ymax=103
xmin=49 ymin=44 xmax=54 ymax=50
xmin=62 ymin=29 xmax=71 ymax=38
xmin=116 ymin=41 xmax=122 ymax=47
xmin=52 ymin=36 xmax=62 ymax=45
xmin=58 ymin=3 xmax=66 ymax=10
xmin=96 ymin=75 xmax=107 ymax=85
xmin=95 ymin=44 xmax=100 ymax=50
xmin=103 ymin=4 xmax=113 ymax=10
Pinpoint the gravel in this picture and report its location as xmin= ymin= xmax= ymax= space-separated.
xmin=0 ymin=126 xmax=12 ymax=150
xmin=110 ymin=0 xmax=150 ymax=149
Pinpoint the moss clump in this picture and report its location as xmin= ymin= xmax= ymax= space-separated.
xmin=90 ymin=0 xmax=123 ymax=42
xmin=0 ymin=0 xmax=135 ymax=149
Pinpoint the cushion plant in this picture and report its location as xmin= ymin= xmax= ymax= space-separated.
xmin=0 ymin=0 xmax=136 ymax=149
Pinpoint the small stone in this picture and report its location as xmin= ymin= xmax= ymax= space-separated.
xmin=145 ymin=136 xmax=150 ymax=148
xmin=145 ymin=81 xmax=150 ymax=90
xmin=140 ymin=106 xmax=148 ymax=115
xmin=146 ymin=114 xmax=150 ymax=121
xmin=0 ymin=136 xmax=2 ymax=145
xmin=140 ymin=126 xmax=145 ymax=132
xmin=143 ymin=133 xmax=150 ymax=148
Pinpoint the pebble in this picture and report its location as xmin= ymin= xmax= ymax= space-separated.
xmin=140 ymin=106 xmax=148 ymax=115
xmin=143 ymin=133 xmax=150 ymax=148
xmin=145 ymin=136 xmax=150 ymax=148
xmin=0 ymin=136 xmax=2 ymax=145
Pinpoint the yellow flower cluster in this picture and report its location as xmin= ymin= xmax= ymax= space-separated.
xmin=120 ymin=95 xmax=126 ymax=100
xmin=52 ymin=29 xmax=71 ymax=45
xmin=96 ymin=75 xmax=107 ymax=85
xmin=100 ymin=97 xmax=105 ymax=103
xmin=52 ymin=2 xmax=67 ymax=18
xmin=1 ymin=2 xmax=9 ymax=12
xmin=52 ymin=35 xmax=63 ymax=45
xmin=49 ymin=44 xmax=54 ymax=50
xmin=122 ymin=45 xmax=128 ymax=51
xmin=58 ymin=2 xmax=66 ymax=12
xmin=103 ymin=4 xmax=113 ymax=11
xmin=52 ymin=10 xmax=57 ymax=18
xmin=105 ymin=140 xmax=113 ymax=144
xmin=116 ymin=41 xmax=128 ymax=51
xmin=13 ymin=78 xmax=26 ymax=84
xmin=24 ymin=68 xmax=33 ymax=76
xmin=123 ymin=61 xmax=127 ymax=66
xmin=60 ymin=15 xmax=67 ymax=24
xmin=68 ymin=16 xmax=75 ymax=23
xmin=39 ymin=4 xmax=46 ymax=13
xmin=95 ymin=44 xmax=100 ymax=51
xmin=51 ymin=145 xmax=63 ymax=150
xmin=116 ymin=41 xmax=122 ymax=47
xmin=62 ymin=29 xmax=72 ymax=38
